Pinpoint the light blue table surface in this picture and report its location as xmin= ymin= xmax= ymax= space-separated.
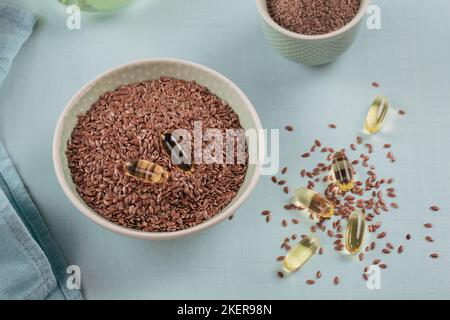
xmin=1 ymin=0 xmax=449 ymax=299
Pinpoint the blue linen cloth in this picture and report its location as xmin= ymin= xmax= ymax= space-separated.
xmin=0 ymin=3 xmax=83 ymax=300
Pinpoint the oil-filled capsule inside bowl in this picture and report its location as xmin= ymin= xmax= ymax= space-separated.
xmin=282 ymin=235 xmax=320 ymax=273
xmin=332 ymin=151 xmax=354 ymax=192
xmin=124 ymin=159 xmax=169 ymax=184
xmin=293 ymin=187 xmax=334 ymax=219
xmin=345 ymin=210 xmax=366 ymax=254
xmin=161 ymin=132 xmax=193 ymax=172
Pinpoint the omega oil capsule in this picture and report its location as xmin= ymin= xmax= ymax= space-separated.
xmin=161 ymin=132 xmax=193 ymax=172
xmin=332 ymin=151 xmax=354 ymax=192
xmin=365 ymin=96 xmax=389 ymax=134
xmin=293 ymin=187 xmax=334 ymax=219
xmin=124 ymin=159 xmax=169 ymax=184
xmin=282 ymin=235 xmax=320 ymax=273
xmin=345 ymin=210 xmax=366 ymax=254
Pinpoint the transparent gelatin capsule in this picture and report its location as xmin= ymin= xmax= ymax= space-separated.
xmin=293 ymin=187 xmax=334 ymax=219
xmin=332 ymin=151 xmax=354 ymax=192
xmin=161 ymin=132 xmax=193 ymax=172
xmin=124 ymin=159 xmax=169 ymax=184
xmin=345 ymin=210 xmax=366 ymax=254
xmin=365 ymin=96 xmax=389 ymax=134
xmin=282 ymin=235 xmax=320 ymax=273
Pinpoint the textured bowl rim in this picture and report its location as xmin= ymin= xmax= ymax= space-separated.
xmin=53 ymin=58 xmax=264 ymax=240
xmin=255 ymin=0 xmax=371 ymax=41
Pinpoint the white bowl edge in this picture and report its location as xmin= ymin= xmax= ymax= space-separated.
xmin=53 ymin=58 xmax=265 ymax=240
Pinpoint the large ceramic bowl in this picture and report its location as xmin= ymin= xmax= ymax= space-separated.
xmin=53 ymin=58 xmax=264 ymax=240
xmin=256 ymin=0 xmax=371 ymax=65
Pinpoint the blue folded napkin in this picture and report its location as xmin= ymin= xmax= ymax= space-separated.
xmin=0 ymin=3 xmax=83 ymax=300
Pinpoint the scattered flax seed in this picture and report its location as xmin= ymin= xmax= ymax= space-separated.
xmin=277 ymin=271 xmax=284 ymax=278
xmin=291 ymin=218 xmax=299 ymax=225
xmin=228 ymin=215 xmax=234 ymax=221
xmin=397 ymin=245 xmax=404 ymax=254
xmin=271 ymin=176 xmax=277 ymax=183
xmin=425 ymin=236 xmax=434 ymax=243
xmin=281 ymin=167 xmax=288 ymax=174
xmin=382 ymin=248 xmax=391 ymax=254
xmin=359 ymin=253 xmax=364 ymax=261
xmin=373 ymin=259 xmax=380 ymax=265
xmin=319 ymin=247 xmax=324 ymax=255
xmin=430 ymin=206 xmax=440 ymax=212
xmin=372 ymin=82 xmax=380 ymax=88
xmin=430 ymin=253 xmax=439 ymax=259
xmin=379 ymin=264 xmax=387 ymax=269
xmin=266 ymin=215 xmax=271 ymax=223
xmin=283 ymin=186 xmax=289 ymax=194
xmin=302 ymin=153 xmax=310 ymax=158
xmin=285 ymin=125 xmax=294 ymax=132
xmin=328 ymin=124 xmax=337 ymax=129
xmin=377 ymin=232 xmax=387 ymax=239
xmin=356 ymin=136 xmax=363 ymax=144
xmin=281 ymin=219 xmax=288 ymax=227
xmin=261 ymin=210 xmax=271 ymax=216
xmin=386 ymin=243 xmax=394 ymax=250
xmin=277 ymin=180 xmax=286 ymax=186
xmin=398 ymin=110 xmax=406 ymax=116
xmin=276 ymin=256 xmax=285 ymax=262
xmin=390 ymin=202 xmax=399 ymax=209
xmin=406 ymin=234 xmax=411 ymax=240
xmin=314 ymin=139 xmax=322 ymax=147
xmin=333 ymin=276 xmax=340 ymax=285
xmin=306 ymin=280 xmax=316 ymax=285
xmin=424 ymin=223 xmax=433 ymax=229
xmin=316 ymin=271 xmax=322 ymax=279
xmin=383 ymin=144 xmax=391 ymax=148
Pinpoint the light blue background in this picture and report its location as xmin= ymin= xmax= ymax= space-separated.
xmin=1 ymin=0 xmax=449 ymax=299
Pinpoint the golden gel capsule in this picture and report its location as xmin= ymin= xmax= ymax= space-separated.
xmin=345 ymin=210 xmax=366 ymax=254
xmin=283 ymin=235 xmax=320 ymax=273
xmin=365 ymin=96 xmax=389 ymax=134
xmin=293 ymin=187 xmax=334 ymax=219
xmin=332 ymin=151 xmax=354 ymax=192
xmin=161 ymin=132 xmax=193 ymax=172
xmin=124 ymin=159 xmax=169 ymax=184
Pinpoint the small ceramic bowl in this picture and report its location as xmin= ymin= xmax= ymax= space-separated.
xmin=53 ymin=58 xmax=264 ymax=240
xmin=255 ymin=0 xmax=371 ymax=65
